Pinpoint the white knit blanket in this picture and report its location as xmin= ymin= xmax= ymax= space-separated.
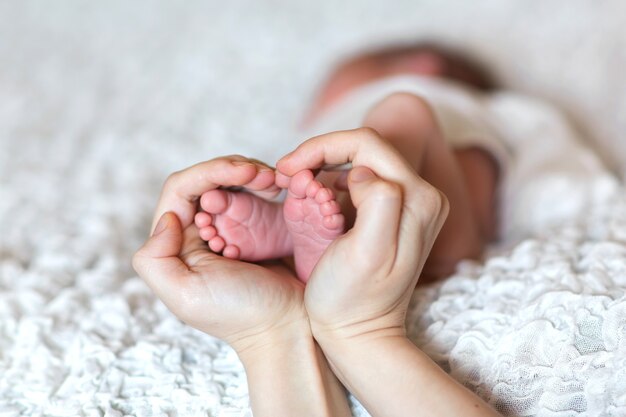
xmin=1 ymin=2 xmax=626 ymax=416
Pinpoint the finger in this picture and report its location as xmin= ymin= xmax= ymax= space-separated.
xmin=179 ymin=221 xmax=223 ymax=266
xmin=241 ymin=167 xmax=273 ymax=190
xmin=228 ymin=157 xmax=278 ymax=197
xmin=275 ymin=171 xmax=291 ymax=189
xmin=133 ymin=212 xmax=191 ymax=300
xmin=276 ymin=128 xmax=415 ymax=187
xmin=398 ymin=183 xmax=449 ymax=266
xmin=333 ymin=171 xmax=349 ymax=191
xmin=152 ymin=157 xmax=261 ymax=232
xmin=345 ymin=167 xmax=402 ymax=257
xmin=243 ymin=168 xmax=282 ymax=201
xmin=321 ymin=162 xmax=353 ymax=171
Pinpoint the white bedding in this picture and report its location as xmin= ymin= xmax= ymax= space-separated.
xmin=1 ymin=2 xmax=626 ymax=416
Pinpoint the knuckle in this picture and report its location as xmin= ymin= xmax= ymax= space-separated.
xmin=162 ymin=172 xmax=186 ymax=199
xmin=421 ymin=186 xmax=449 ymax=219
xmin=371 ymin=180 xmax=402 ymax=200
xmin=130 ymin=251 xmax=140 ymax=273
xmin=354 ymin=126 xmax=384 ymax=143
xmin=427 ymin=187 xmax=446 ymax=210
xmin=207 ymin=157 xmax=232 ymax=171
xmin=164 ymin=170 xmax=182 ymax=189
xmin=352 ymin=126 xmax=395 ymax=153
xmin=355 ymin=126 xmax=379 ymax=137
xmin=131 ymin=248 xmax=147 ymax=275
xmin=222 ymin=154 xmax=245 ymax=161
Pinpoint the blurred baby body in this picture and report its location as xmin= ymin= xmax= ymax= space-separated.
xmin=304 ymin=44 xmax=616 ymax=243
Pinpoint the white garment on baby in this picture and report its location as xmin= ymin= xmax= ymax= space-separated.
xmin=304 ymin=75 xmax=511 ymax=169
xmin=485 ymin=92 xmax=617 ymax=241
xmin=301 ymin=74 xmax=617 ymax=240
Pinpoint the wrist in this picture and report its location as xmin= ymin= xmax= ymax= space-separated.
xmin=236 ymin=317 xmax=352 ymax=417
xmin=310 ymin=313 xmax=407 ymax=353
xmin=313 ymin=325 xmax=409 ymax=382
xmin=234 ymin=316 xmax=312 ymax=367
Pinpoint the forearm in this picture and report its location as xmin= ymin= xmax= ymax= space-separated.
xmin=318 ymin=334 xmax=499 ymax=417
xmin=237 ymin=322 xmax=351 ymax=417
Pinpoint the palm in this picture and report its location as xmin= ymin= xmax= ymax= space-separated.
xmin=168 ymin=224 xmax=306 ymax=345
xmin=305 ymin=229 xmax=411 ymax=331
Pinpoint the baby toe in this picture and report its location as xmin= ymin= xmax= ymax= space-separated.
xmin=200 ymin=189 xmax=230 ymax=214
xmin=195 ymin=211 xmax=213 ymax=228
xmin=199 ymin=225 xmax=217 ymax=241
xmin=222 ymin=244 xmax=241 ymax=259
xmin=320 ymin=200 xmax=341 ymax=216
xmin=305 ymin=180 xmax=322 ymax=198
xmin=208 ymin=236 xmax=226 ymax=253
xmin=323 ymin=213 xmax=345 ymax=231
xmin=314 ymin=187 xmax=334 ymax=203
xmin=288 ymin=170 xmax=315 ymax=198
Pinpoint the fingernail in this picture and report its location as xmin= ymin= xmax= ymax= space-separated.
xmin=351 ymin=167 xmax=375 ymax=182
xmin=152 ymin=213 xmax=170 ymax=236
xmin=231 ymin=161 xmax=254 ymax=167
xmin=277 ymin=154 xmax=293 ymax=168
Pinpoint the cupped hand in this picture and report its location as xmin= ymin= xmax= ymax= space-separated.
xmin=132 ymin=156 xmax=306 ymax=353
xmin=276 ymin=128 xmax=449 ymax=341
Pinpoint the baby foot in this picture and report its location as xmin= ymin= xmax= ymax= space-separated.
xmin=283 ymin=170 xmax=345 ymax=282
xmin=195 ymin=168 xmax=293 ymax=261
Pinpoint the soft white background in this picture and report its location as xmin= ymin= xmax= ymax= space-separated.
xmin=1 ymin=1 xmax=625 ymax=416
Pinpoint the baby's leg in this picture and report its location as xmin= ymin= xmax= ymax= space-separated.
xmin=195 ymin=164 xmax=293 ymax=261
xmin=283 ymin=170 xmax=345 ymax=282
xmin=324 ymin=92 xmax=493 ymax=281
xmin=454 ymin=147 xmax=499 ymax=242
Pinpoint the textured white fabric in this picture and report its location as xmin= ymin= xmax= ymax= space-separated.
xmin=1 ymin=2 xmax=626 ymax=417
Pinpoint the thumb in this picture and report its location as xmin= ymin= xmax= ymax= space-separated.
xmin=143 ymin=211 xmax=184 ymax=258
xmin=132 ymin=212 xmax=190 ymax=296
xmin=347 ymin=166 xmax=402 ymax=253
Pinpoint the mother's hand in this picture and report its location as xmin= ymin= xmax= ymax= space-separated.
xmin=277 ymin=128 xmax=449 ymax=341
xmin=132 ymin=156 xmax=306 ymax=353
xmin=275 ymin=129 xmax=499 ymax=417
xmin=280 ymin=128 xmax=499 ymax=417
